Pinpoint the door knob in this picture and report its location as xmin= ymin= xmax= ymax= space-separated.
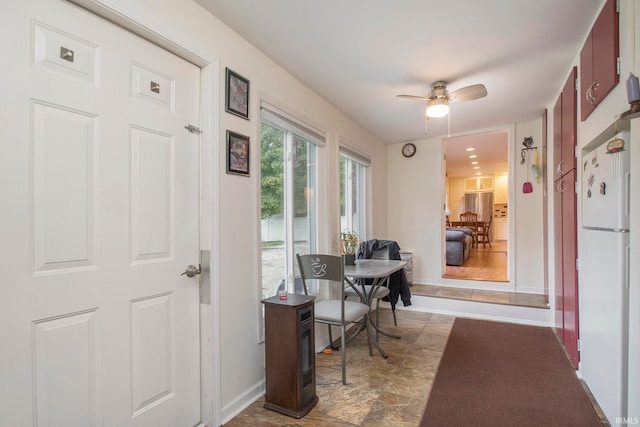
xmin=181 ymin=264 xmax=201 ymax=278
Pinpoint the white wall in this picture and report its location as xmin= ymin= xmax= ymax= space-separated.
xmin=79 ymin=0 xmax=389 ymax=424
xmin=387 ymin=134 xmax=443 ymax=284
xmin=513 ymin=120 xmax=544 ymax=293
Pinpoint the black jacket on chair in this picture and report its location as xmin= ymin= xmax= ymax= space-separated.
xmin=356 ymin=239 xmax=412 ymax=309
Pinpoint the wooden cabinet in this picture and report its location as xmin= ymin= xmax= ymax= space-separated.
xmin=494 ymin=218 xmax=508 ymax=240
xmin=554 ymin=67 xmax=577 ymax=180
xmin=493 ymin=175 xmax=508 ymax=203
xmin=464 ymin=176 xmax=493 ymax=192
xmin=262 ymin=294 xmax=318 ymax=418
xmin=552 ymin=68 xmax=579 ymax=368
xmin=580 ymin=0 xmax=619 ymax=121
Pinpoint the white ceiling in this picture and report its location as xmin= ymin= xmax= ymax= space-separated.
xmin=445 ymin=131 xmax=508 ymax=178
xmin=195 ymin=0 xmax=603 ymax=176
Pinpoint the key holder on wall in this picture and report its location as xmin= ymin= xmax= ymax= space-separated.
xmin=520 ymin=136 xmax=539 ymax=193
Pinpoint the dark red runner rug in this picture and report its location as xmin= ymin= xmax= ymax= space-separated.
xmin=420 ymin=318 xmax=603 ymax=427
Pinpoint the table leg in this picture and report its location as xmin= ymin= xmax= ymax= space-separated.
xmin=370 ymin=276 xmax=401 ymax=340
xmin=366 ymin=314 xmax=388 ymax=359
xmin=344 ymin=274 xmax=402 ymax=358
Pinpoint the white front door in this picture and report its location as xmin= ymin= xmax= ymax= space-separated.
xmin=1 ymin=1 xmax=201 ymax=426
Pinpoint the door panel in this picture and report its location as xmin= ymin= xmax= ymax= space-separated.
xmin=561 ymin=170 xmax=579 ymax=367
xmin=32 ymin=101 xmax=98 ymax=273
xmin=561 ymin=67 xmax=577 ymax=172
xmin=553 ymin=177 xmax=565 ymax=343
xmin=552 ymin=91 xmax=562 ymax=180
xmin=1 ymin=1 xmax=201 ymax=426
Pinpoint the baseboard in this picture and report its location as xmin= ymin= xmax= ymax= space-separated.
xmin=220 ymin=379 xmax=265 ymax=425
xmin=512 ymin=285 xmax=545 ymax=295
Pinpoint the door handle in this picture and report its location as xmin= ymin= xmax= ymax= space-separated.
xmin=181 ymin=264 xmax=201 ymax=278
xmin=586 ymin=81 xmax=599 ymax=104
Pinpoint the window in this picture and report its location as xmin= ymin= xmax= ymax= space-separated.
xmin=339 ymin=146 xmax=368 ymax=240
xmin=260 ymin=103 xmax=323 ymax=299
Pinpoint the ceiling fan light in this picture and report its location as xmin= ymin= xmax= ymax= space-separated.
xmin=426 ymin=98 xmax=449 ymax=118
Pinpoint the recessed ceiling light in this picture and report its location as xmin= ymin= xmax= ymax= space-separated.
xmin=466 ymin=148 xmax=475 ymax=152
xmin=471 ymin=161 xmax=479 ymax=165
xmin=476 ymin=172 xmax=482 ymax=175
xmin=469 ymin=154 xmax=477 ymax=159
xmin=473 ymin=166 xmax=480 ymax=169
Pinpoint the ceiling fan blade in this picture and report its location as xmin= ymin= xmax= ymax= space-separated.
xmin=397 ymin=94 xmax=431 ymax=101
xmin=448 ymin=84 xmax=487 ymax=102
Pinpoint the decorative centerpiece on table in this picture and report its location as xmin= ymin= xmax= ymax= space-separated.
xmin=338 ymin=229 xmax=359 ymax=265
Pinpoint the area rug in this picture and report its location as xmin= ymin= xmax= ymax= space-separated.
xmin=420 ymin=318 xmax=603 ymax=427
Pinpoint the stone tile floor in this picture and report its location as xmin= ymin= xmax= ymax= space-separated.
xmin=223 ymin=310 xmax=453 ymax=426
xmin=223 ymin=306 xmax=607 ymax=426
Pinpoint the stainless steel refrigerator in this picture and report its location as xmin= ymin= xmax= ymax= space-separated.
xmin=579 ymin=130 xmax=630 ymax=424
xmin=463 ymin=191 xmax=494 ymax=222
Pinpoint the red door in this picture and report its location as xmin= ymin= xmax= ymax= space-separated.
xmin=552 ymin=68 xmax=579 ymax=367
xmin=553 ymin=177 xmax=565 ymax=344
xmin=561 ymin=170 xmax=579 ymax=368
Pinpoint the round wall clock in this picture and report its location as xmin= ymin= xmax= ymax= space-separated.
xmin=402 ymin=143 xmax=416 ymax=158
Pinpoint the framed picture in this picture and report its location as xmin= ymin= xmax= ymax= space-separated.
xmin=226 ymin=130 xmax=250 ymax=176
xmin=225 ymin=68 xmax=249 ymax=119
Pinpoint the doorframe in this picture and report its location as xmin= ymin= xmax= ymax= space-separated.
xmin=440 ymin=125 xmax=516 ymax=291
xmin=68 ymin=1 xmax=221 ymax=426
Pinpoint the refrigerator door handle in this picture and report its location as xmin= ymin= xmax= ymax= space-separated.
xmin=625 ymin=245 xmax=630 ymax=289
xmin=625 ymin=172 xmax=631 ymax=218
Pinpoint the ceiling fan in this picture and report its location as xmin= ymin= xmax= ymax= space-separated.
xmin=397 ymin=81 xmax=487 ymax=118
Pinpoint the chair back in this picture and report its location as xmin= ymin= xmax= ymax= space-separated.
xmin=296 ymin=254 xmax=345 ymax=296
xmin=296 ymin=253 xmax=370 ymax=385
xmin=460 ymin=211 xmax=478 ymax=224
xmin=459 ymin=211 xmax=479 ymax=247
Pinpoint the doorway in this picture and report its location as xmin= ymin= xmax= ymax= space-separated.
xmin=443 ymin=131 xmax=509 ymax=283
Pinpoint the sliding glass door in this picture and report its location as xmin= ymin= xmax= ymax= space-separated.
xmin=340 ymin=154 xmax=366 ymax=239
xmin=260 ymin=120 xmax=318 ymax=299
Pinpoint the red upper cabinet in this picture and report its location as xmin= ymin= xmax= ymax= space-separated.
xmin=561 ymin=67 xmax=577 ymax=173
xmin=553 ymin=67 xmax=577 ymax=180
xmin=553 ymin=92 xmax=563 ymax=180
xmin=580 ymin=0 xmax=619 ymax=121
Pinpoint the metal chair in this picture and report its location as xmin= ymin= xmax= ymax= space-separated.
xmin=459 ymin=211 xmax=479 ymax=247
xmin=296 ymin=254 xmax=371 ymax=385
xmin=345 ymin=247 xmax=396 ymax=337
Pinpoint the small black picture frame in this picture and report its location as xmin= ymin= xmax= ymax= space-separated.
xmin=226 ymin=130 xmax=250 ymax=176
xmin=225 ymin=68 xmax=249 ymax=120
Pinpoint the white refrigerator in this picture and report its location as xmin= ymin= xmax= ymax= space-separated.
xmin=579 ymin=130 xmax=630 ymax=424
